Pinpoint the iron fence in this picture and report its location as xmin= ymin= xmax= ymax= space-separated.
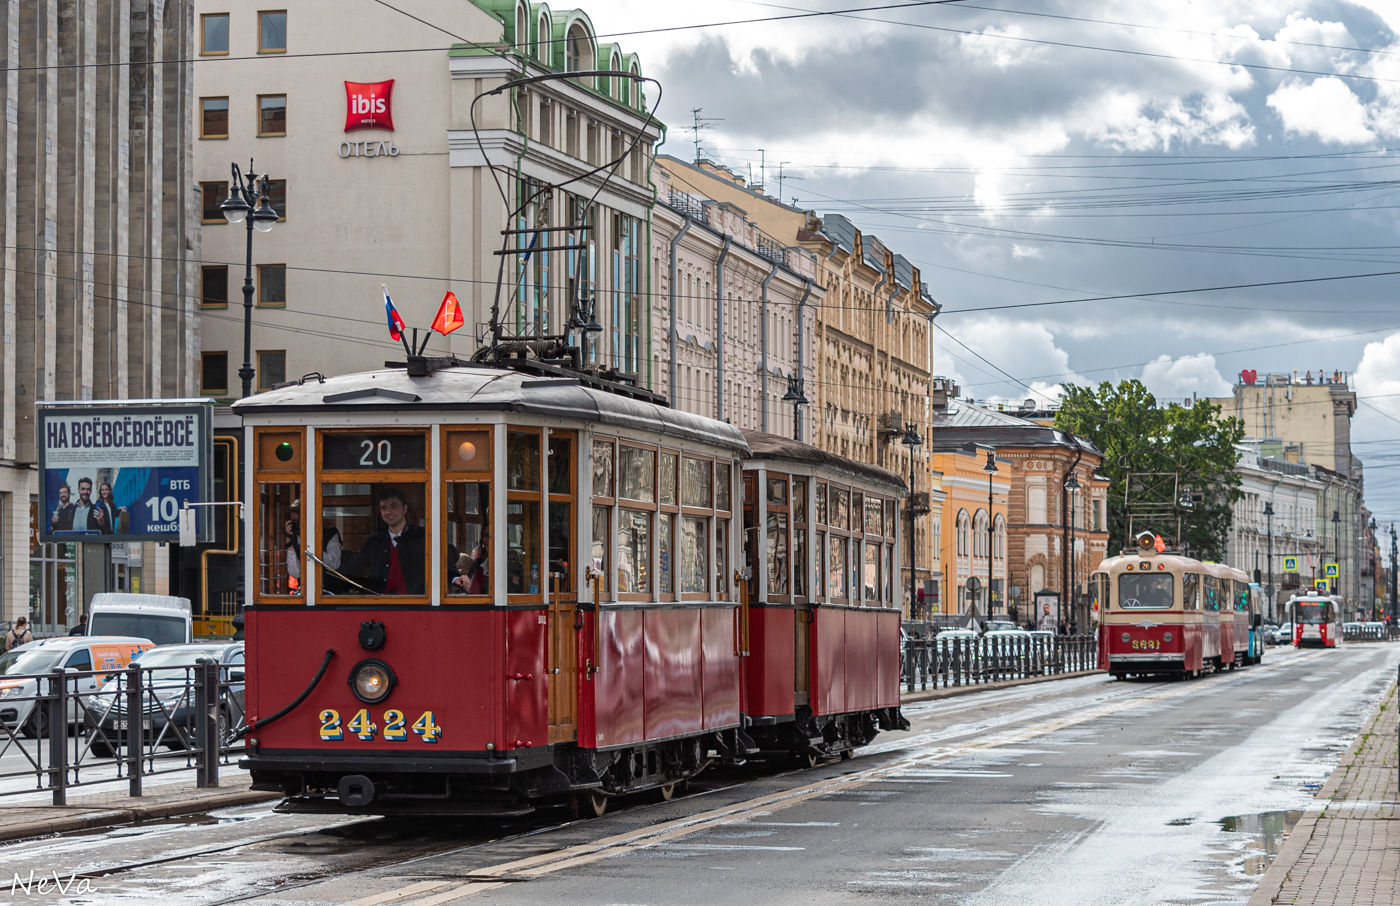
xmin=1342 ymin=622 xmax=1390 ymax=641
xmin=0 ymin=660 xmax=243 ymax=805
xmin=901 ymin=633 xmax=1098 ymax=692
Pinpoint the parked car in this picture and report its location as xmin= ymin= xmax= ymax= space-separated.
xmin=1273 ymin=622 xmax=1293 ymax=645
xmin=86 ymin=642 xmax=244 ymax=756
xmin=1029 ymin=629 xmax=1061 ymax=673
xmin=0 ymin=637 xmax=153 ymax=738
xmin=983 ymin=627 xmax=1033 ymax=670
xmin=87 ymin=593 xmax=193 ymax=645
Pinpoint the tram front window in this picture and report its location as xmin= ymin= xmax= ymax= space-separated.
xmin=1295 ymin=602 xmax=1331 ymax=624
xmin=1118 ymin=572 xmax=1174 ymax=609
xmin=447 ymin=482 xmax=490 ymax=595
xmin=259 ymin=482 xmax=300 ymax=596
xmin=324 ymin=483 xmax=445 ymax=597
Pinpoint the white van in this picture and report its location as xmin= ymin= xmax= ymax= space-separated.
xmin=87 ymin=594 xmax=193 ymax=646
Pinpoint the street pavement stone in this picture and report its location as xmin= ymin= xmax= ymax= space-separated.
xmin=1250 ymin=680 xmax=1400 ymax=906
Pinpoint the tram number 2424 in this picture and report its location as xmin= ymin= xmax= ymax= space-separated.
xmin=319 ymin=709 xmax=443 ymax=744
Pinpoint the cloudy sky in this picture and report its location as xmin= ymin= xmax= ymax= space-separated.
xmin=577 ymin=0 xmax=1400 ymax=525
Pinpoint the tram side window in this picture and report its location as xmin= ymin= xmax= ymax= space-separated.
xmin=1203 ymin=576 xmax=1219 ymax=611
xmin=1182 ymin=573 xmax=1200 ymax=611
xmin=658 ymin=513 xmax=673 ymax=593
xmin=717 ymin=462 xmax=732 ymax=512
xmin=829 ymin=535 xmax=848 ymax=599
xmin=864 ymin=543 xmax=878 ymax=603
xmin=882 ymin=545 xmax=893 ymax=605
xmin=507 ymin=500 xmax=541 ymax=594
xmin=258 ymin=482 xmax=301 ymax=596
xmin=329 ymin=484 xmax=438 ymax=596
xmin=767 ymin=512 xmax=789 ymax=595
xmin=447 ymin=482 xmax=490 ymax=595
xmin=617 ymin=510 xmax=651 ymax=593
xmin=681 ymin=516 xmax=708 ymax=593
xmin=591 ymin=506 xmax=610 ymax=595
xmin=793 ymin=478 xmax=807 ymax=599
xmin=716 ymin=518 xmax=729 ymax=599
xmin=1118 ymin=572 xmax=1174 ymax=609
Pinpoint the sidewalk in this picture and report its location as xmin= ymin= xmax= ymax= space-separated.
xmin=1249 ymin=681 xmax=1400 ymax=905
xmin=0 ymin=776 xmax=279 ymax=844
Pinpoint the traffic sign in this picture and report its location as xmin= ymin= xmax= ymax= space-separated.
xmin=1314 ymin=579 xmax=1330 ymax=591
xmin=1325 ymin=562 xmax=1339 ymax=578
xmin=1283 ymin=556 xmax=1298 ymax=571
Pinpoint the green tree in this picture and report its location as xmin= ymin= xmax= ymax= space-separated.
xmin=1054 ymin=379 xmax=1244 ymax=560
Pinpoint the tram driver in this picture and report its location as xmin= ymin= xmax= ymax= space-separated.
xmin=348 ymin=487 xmax=460 ymax=596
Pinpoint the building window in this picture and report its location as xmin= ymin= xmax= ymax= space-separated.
xmin=201 ymin=97 xmax=229 ymax=138
xmin=257 ymin=351 xmax=286 ymax=391
xmin=258 ymin=11 xmax=287 ymax=53
xmin=258 ymin=264 xmax=286 ymax=307
xmin=200 ymin=182 xmax=229 ymax=223
xmin=258 ymin=95 xmax=286 ymax=136
xmin=202 ymin=352 xmax=229 ymax=396
xmin=201 ymin=13 xmax=229 ymax=55
xmin=265 ymin=179 xmax=286 ymax=220
xmin=201 ymin=265 xmax=229 ymax=308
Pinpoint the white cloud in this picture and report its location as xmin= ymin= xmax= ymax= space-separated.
xmin=1090 ymin=91 xmax=1256 ymax=151
xmin=959 ymin=25 xmax=1044 ymax=71
xmin=1266 ymin=77 xmax=1375 ymax=144
xmin=1353 ymin=332 xmax=1400 ymax=429
xmin=1011 ymin=243 xmax=1044 ymax=259
xmin=1140 ymin=354 xmax=1233 ymax=402
xmin=939 ymin=319 xmax=1086 ymax=408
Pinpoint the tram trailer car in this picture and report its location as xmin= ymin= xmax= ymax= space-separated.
xmin=1094 ymin=533 xmax=1263 ymax=679
xmin=233 ymin=363 xmax=906 ymax=816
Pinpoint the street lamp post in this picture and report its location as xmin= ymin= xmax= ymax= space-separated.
xmin=1065 ymin=472 xmax=1080 ymax=631
xmin=1331 ymin=509 xmax=1341 ymax=595
xmin=902 ymin=425 xmax=922 ymax=619
xmin=983 ymin=451 xmax=998 ymax=618
xmin=220 ymin=159 xmax=280 ymax=398
xmin=781 ymin=374 xmax=809 ymax=442
xmin=1264 ymin=501 xmax=1275 ymax=621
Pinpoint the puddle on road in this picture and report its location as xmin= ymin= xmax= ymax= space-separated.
xmin=1217 ymin=810 xmax=1303 ymax=876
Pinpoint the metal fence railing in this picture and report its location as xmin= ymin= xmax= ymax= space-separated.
xmin=0 ymin=661 xmax=243 ymax=805
xmin=901 ymin=634 xmax=1098 ymax=692
xmin=1343 ymin=622 xmax=1391 ymax=641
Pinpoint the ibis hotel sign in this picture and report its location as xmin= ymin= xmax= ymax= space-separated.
xmin=37 ymin=401 xmax=213 ymax=544
xmin=340 ymin=79 xmax=399 ymax=158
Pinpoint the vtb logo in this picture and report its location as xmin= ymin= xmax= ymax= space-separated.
xmin=344 ymin=80 xmax=395 ymax=132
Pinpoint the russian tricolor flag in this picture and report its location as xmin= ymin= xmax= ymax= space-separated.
xmin=383 ymin=285 xmax=407 ymax=341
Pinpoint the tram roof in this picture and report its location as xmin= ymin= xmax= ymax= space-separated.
xmin=742 ymin=431 xmax=907 ymax=495
xmin=232 ymin=365 xmax=750 ymax=453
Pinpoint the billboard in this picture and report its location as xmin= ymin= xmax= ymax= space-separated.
xmin=38 ymin=403 xmax=213 ymax=544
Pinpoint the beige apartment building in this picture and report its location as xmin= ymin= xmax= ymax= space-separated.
xmin=0 ymin=1 xmax=198 ymax=628
xmin=653 ymin=156 xmax=943 ymax=616
xmin=193 ymin=1 xmax=659 ymax=397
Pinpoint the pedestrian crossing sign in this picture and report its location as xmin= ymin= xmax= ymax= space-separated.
xmin=1314 ymin=579 xmax=1330 ymax=591
xmin=1325 ymin=563 xmax=1339 ymax=578
xmin=1283 ymin=556 xmax=1298 ymax=571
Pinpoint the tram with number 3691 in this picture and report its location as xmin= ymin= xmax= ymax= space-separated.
xmin=233 ymin=356 xmax=908 ymax=816
xmin=1094 ymin=532 xmax=1265 ymax=679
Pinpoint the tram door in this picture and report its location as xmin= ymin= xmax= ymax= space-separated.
xmin=794 ymin=608 xmax=811 ymax=707
xmin=546 ymin=431 xmax=578 ymax=744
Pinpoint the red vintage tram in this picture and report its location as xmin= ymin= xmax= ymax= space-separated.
xmin=1094 ymin=533 xmax=1263 ymax=679
xmin=234 ymin=360 xmax=906 ymax=815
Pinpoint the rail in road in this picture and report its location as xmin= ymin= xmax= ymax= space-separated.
xmin=4 ymin=644 xmax=1385 ymax=906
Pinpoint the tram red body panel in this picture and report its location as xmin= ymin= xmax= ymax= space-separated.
xmin=1184 ymin=622 xmax=1203 ymax=672
xmin=877 ymin=611 xmax=900 ymax=708
xmin=643 ymin=609 xmax=703 ymax=740
xmin=741 ymin=607 xmax=794 ymax=718
xmin=845 ymin=611 xmax=878 ymax=712
xmin=246 ymin=608 xmax=504 ymax=752
xmin=504 ymin=611 xmax=547 ymax=749
xmin=700 ymin=607 xmax=740 ymax=728
xmin=1218 ymin=620 xmax=1235 ymax=665
xmin=811 ymin=608 xmax=847 ymax=715
xmin=593 ymin=609 xmax=645 ymax=747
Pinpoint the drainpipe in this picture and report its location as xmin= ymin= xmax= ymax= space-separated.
xmin=795 ymin=277 xmax=813 ymax=442
xmin=667 ymin=216 xmax=693 ymax=407
xmin=760 ymin=260 xmax=779 ymax=432
xmin=716 ymin=237 xmax=732 ymax=422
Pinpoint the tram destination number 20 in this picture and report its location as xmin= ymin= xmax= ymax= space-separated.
xmin=320 ymin=434 xmax=427 ymax=471
xmin=319 ymin=708 xmax=442 ymax=744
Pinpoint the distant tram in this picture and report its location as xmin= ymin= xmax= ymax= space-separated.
xmin=233 ymin=358 xmax=907 ymax=816
xmin=1289 ymin=593 xmax=1342 ymax=648
xmin=1093 ymin=533 xmax=1264 ymax=679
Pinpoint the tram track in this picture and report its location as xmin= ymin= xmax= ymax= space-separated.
xmin=58 ymin=650 xmax=1326 ymax=905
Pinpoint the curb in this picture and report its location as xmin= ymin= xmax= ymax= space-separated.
xmin=901 ymin=669 xmax=1104 ymax=704
xmin=0 ymin=789 xmax=282 ymax=844
xmin=1246 ymin=682 xmax=1397 ymax=906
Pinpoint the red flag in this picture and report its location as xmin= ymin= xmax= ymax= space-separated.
xmin=430 ymin=290 xmax=465 ymax=336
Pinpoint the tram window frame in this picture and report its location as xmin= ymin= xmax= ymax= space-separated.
xmin=1182 ymin=572 xmax=1201 ymax=611
xmin=546 ymin=431 xmax=576 ymax=596
xmin=656 ymin=448 xmax=679 ymax=601
xmin=504 ymin=428 xmax=545 ymax=600
xmin=252 ymin=428 xmax=305 ymax=602
xmin=615 ymin=442 xmax=658 ymax=600
xmin=442 ymin=426 xmax=494 ymax=601
xmin=315 ymin=428 xmax=432 ymax=604
xmin=825 ymin=482 xmax=852 ymax=604
xmin=792 ymin=478 xmax=808 ymax=600
xmin=815 ymin=481 xmax=827 ymax=526
xmin=1203 ymin=575 xmax=1220 ymax=611
xmin=1117 ymin=571 xmax=1175 ymax=610
xmin=766 ymin=473 xmax=790 ymax=602
xmin=851 ymin=491 xmax=863 ymax=535
xmin=659 ymin=451 xmax=678 ymax=507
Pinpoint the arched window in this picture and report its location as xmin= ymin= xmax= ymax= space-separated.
xmin=993 ymin=515 xmax=1006 ymax=560
xmin=630 ymin=62 xmax=642 ymax=109
xmin=566 ymin=22 xmax=590 ymax=72
xmin=537 ymin=12 xmax=550 ymax=60
xmin=610 ymin=51 xmax=621 ymax=98
xmin=956 ymin=509 xmax=970 ymax=556
xmin=974 ymin=510 xmax=989 ymax=558
xmin=515 ymin=3 xmax=529 ymax=52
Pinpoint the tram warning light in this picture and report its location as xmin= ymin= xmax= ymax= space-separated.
xmin=1135 ymin=531 xmax=1155 ymax=551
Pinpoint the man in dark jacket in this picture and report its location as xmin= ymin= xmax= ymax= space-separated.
xmin=354 ymin=488 xmax=457 ymax=595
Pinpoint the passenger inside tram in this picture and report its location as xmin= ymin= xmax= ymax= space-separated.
xmin=334 ymin=486 xmax=459 ymax=596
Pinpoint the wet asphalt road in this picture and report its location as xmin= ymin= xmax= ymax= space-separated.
xmin=1 ymin=643 xmax=1394 ymax=906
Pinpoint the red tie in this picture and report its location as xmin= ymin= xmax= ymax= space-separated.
xmin=385 ymin=537 xmax=406 ymax=594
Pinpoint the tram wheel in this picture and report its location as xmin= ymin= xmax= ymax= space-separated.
xmin=656 ymin=782 xmax=677 ymax=802
xmin=587 ymin=792 xmax=609 ymax=818
xmin=802 ymin=749 xmax=821 ymax=769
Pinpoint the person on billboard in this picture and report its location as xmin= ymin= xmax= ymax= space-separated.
xmin=50 ymin=484 xmax=75 ymax=531
xmin=96 ymin=482 xmax=122 ymax=534
xmin=70 ymin=478 xmax=106 ymax=532
xmin=1037 ymin=601 xmax=1058 ymax=632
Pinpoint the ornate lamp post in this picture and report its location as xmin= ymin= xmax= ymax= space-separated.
xmin=1065 ymin=471 xmax=1080 ymax=630
xmin=220 ymin=159 xmax=279 ymax=398
xmin=782 ymin=374 xmax=809 ymax=442
xmin=983 ymin=451 xmax=998 ymax=617
xmin=1264 ymin=501 xmax=1275 ymax=621
xmin=1331 ymin=509 xmax=1341 ymax=594
xmin=901 ymin=424 xmax=922 ymax=619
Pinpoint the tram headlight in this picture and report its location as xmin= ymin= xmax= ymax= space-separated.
xmin=1121 ymin=633 xmax=1130 ymax=643
xmin=349 ymin=659 xmax=397 ymax=704
xmin=1163 ymin=632 xmax=1173 ymax=642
